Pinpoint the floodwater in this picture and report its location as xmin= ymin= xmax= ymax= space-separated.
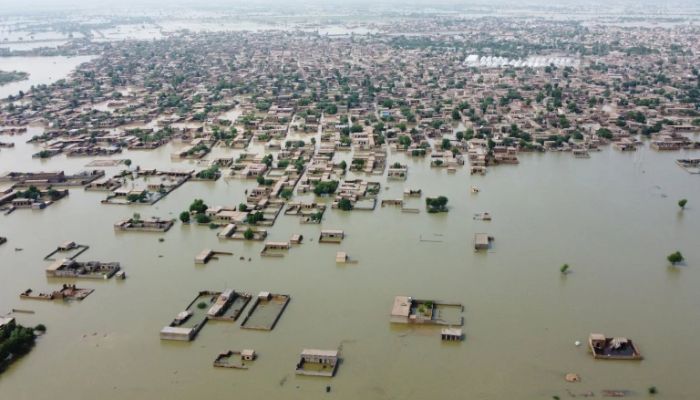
xmin=1 ymin=120 xmax=699 ymax=399
xmin=0 ymin=56 xmax=95 ymax=99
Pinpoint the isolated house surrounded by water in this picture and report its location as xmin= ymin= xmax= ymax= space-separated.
xmin=295 ymin=349 xmax=340 ymax=377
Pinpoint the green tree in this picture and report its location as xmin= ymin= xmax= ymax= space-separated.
xmin=195 ymin=214 xmax=211 ymax=224
xmin=179 ymin=211 xmax=190 ymax=223
xmin=398 ymin=135 xmax=412 ymax=147
xmin=678 ymin=199 xmax=687 ymax=209
xmin=243 ymin=228 xmax=255 ymax=240
xmin=667 ymin=251 xmax=684 ymax=265
xmin=426 ymin=196 xmax=449 ymax=213
xmin=189 ymin=199 xmax=208 ymax=214
xmin=441 ymin=138 xmax=451 ymax=150
xmin=338 ymin=198 xmax=353 ymax=211
xmin=313 ymin=180 xmax=339 ymax=196
xmin=280 ymin=188 xmax=293 ymax=200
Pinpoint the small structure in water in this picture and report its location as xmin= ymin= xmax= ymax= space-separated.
xmin=290 ymin=234 xmax=303 ymax=244
xmin=295 ymin=349 xmax=340 ymax=377
xmin=43 ymin=241 xmax=89 ymax=260
xmin=20 ymin=285 xmax=94 ymax=301
xmin=206 ymin=289 xmax=252 ymax=322
xmin=194 ymin=249 xmax=232 ymax=264
xmin=474 ymin=233 xmax=493 ymax=250
xmin=403 ymin=189 xmax=422 ymax=197
xmin=470 ymin=186 xmax=480 ymax=194
xmin=45 ymin=259 xmax=121 ymax=279
xmin=390 ymin=296 xmax=463 ymax=326
xmin=114 ymin=216 xmax=174 ymax=232
xmin=240 ymin=292 xmax=290 ymax=331
xmin=441 ymin=328 xmax=463 ymax=341
xmin=0 ymin=236 xmax=6 ymax=245
xmin=319 ymin=230 xmax=344 ymax=243
xmin=260 ymin=241 xmax=291 ymax=257
xmin=677 ymin=158 xmax=700 ymax=174
xmin=473 ymin=212 xmax=492 ymax=221
xmin=160 ymin=292 xmax=214 ymax=341
xmin=213 ymin=349 xmax=257 ymax=369
xmin=588 ymin=333 xmax=642 ymax=360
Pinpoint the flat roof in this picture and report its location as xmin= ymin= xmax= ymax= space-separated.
xmin=46 ymin=258 xmax=70 ymax=271
xmin=160 ymin=326 xmax=194 ymax=335
xmin=301 ymin=349 xmax=338 ymax=357
xmin=391 ymin=296 xmax=412 ymax=317
xmin=474 ymin=233 xmax=490 ymax=245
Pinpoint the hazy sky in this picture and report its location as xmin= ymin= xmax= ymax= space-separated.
xmin=0 ymin=0 xmax=695 ymax=14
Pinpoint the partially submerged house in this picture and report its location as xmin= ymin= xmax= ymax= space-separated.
xmin=45 ymin=259 xmax=122 ymax=279
xmin=390 ymin=296 xmax=463 ymax=326
xmin=295 ymin=349 xmax=340 ymax=377
xmin=588 ymin=333 xmax=643 ymax=360
xmin=319 ymin=230 xmax=344 ymax=243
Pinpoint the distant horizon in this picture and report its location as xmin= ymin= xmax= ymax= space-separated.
xmin=2 ymin=0 xmax=699 ymax=15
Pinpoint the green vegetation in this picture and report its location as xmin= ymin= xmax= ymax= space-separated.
xmin=246 ymin=211 xmax=264 ymax=225
xmin=189 ymin=199 xmax=208 ymax=214
xmin=127 ymin=191 xmax=148 ymax=203
xmin=678 ymin=199 xmax=687 ymax=209
xmin=338 ymin=198 xmax=353 ymax=211
xmin=16 ymin=185 xmax=41 ymax=200
xmin=185 ymin=143 xmax=210 ymax=157
xmin=243 ymin=228 xmax=255 ymax=240
xmin=441 ymin=138 xmax=452 ymax=150
xmin=0 ymin=323 xmax=37 ymax=374
xmin=0 ymin=70 xmax=29 ymax=85
xmin=179 ymin=211 xmax=190 ymax=223
xmin=667 ymin=251 xmax=684 ymax=265
xmin=196 ymin=166 xmax=219 ymax=180
xmin=280 ymin=188 xmax=293 ymax=200
xmin=313 ymin=180 xmax=339 ymax=196
xmin=426 ymin=196 xmax=449 ymax=213
xmin=560 ymin=264 xmax=570 ymax=274
xmin=596 ymin=128 xmax=613 ymax=140
xmin=256 ymin=175 xmax=274 ymax=186
xmin=310 ymin=212 xmax=323 ymax=222
xmin=197 ymin=302 xmax=207 ymax=309
xmin=262 ymin=154 xmax=273 ymax=167
xmin=648 ymin=386 xmax=657 ymax=395
xmin=195 ymin=214 xmax=211 ymax=224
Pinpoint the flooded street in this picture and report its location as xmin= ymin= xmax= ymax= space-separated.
xmin=1 ymin=5 xmax=700 ymax=399
xmin=1 ymin=137 xmax=699 ymax=399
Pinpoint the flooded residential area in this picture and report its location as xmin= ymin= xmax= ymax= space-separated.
xmin=1 ymin=1 xmax=700 ymax=399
